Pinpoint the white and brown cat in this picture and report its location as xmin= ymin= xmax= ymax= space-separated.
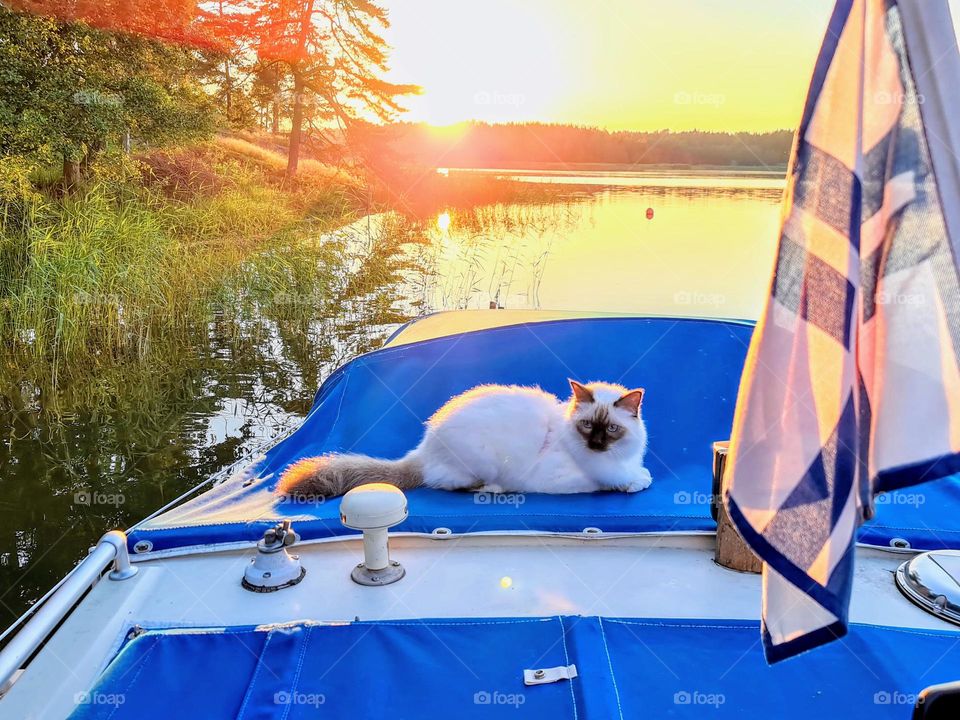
xmin=278 ymin=379 xmax=652 ymax=498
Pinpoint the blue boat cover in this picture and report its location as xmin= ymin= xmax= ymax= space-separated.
xmin=70 ymin=615 xmax=960 ymax=719
xmin=130 ymin=316 xmax=960 ymax=554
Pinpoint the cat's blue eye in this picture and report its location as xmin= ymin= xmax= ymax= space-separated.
xmin=579 ymin=419 xmax=592 ymax=429
xmin=608 ymin=423 xmax=620 ymax=433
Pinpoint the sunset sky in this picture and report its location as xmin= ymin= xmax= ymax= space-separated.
xmin=384 ymin=0 xmax=835 ymax=132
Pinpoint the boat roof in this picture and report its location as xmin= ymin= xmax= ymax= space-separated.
xmin=129 ymin=311 xmax=960 ymax=556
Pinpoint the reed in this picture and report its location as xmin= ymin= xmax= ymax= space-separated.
xmin=0 ymin=143 xmax=366 ymax=390
xmin=0 ymin=141 xmax=587 ymax=406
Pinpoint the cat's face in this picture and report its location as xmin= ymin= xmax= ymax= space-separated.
xmin=566 ymin=380 xmax=644 ymax=453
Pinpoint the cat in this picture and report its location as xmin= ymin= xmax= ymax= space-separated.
xmin=277 ymin=379 xmax=652 ymax=498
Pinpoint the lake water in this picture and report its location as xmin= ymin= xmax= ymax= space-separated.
xmin=424 ymin=169 xmax=784 ymax=318
xmin=0 ymin=169 xmax=784 ymax=622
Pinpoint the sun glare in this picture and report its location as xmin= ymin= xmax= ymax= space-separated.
xmin=385 ymin=0 xmax=833 ymax=132
xmin=426 ymin=123 xmax=470 ymax=143
xmin=437 ymin=211 xmax=451 ymax=232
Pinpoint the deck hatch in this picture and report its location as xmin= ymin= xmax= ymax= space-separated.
xmin=897 ymin=550 xmax=960 ymax=626
xmin=68 ymin=616 xmax=960 ymax=719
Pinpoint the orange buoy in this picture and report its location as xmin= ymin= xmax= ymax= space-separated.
xmin=646 ymin=207 xmax=654 ymax=220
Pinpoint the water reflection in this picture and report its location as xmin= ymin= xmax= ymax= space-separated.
xmin=419 ymin=175 xmax=783 ymax=318
xmin=0 ymin=221 xmax=417 ymax=623
xmin=457 ymin=167 xmax=785 ymax=194
xmin=0 ymin=170 xmax=783 ymax=622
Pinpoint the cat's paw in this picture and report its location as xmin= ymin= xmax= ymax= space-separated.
xmin=622 ymin=468 xmax=653 ymax=493
xmin=476 ymin=483 xmax=504 ymax=494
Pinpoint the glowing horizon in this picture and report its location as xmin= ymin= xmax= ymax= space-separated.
xmin=384 ymin=0 xmax=834 ymax=133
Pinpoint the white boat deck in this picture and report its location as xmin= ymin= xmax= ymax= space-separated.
xmin=0 ymin=533 xmax=942 ymax=718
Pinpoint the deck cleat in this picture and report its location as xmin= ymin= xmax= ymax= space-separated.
xmin=241 ymin=520 xmax=306 ymax=593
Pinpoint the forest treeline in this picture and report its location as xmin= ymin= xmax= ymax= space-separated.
xmin=351 ymin=122 xmax=794 ymax=169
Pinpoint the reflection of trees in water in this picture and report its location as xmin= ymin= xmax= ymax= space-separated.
xmin=0 ymin=331 xmax=303 ymax=622
xmin=0 ymin=180 xmax=781 ymax=621
xmin=0 ymin=215 xmax=424 ymax=621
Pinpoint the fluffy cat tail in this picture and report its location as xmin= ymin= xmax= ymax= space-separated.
xmin=277 ymin=453 xmax=423 ymax=499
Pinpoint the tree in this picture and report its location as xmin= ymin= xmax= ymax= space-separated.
xmin=195 ymin=0 xmax=260 ymax=128
xmin=249 ymin=0 xmax=418 ymax=178
xmin=0 ymin=7 xmax=216 ymax=184
xmin=6 ymin=0 xmax=219 ymax=49
xmin=250 ymin=61 xmax=285 ymax=133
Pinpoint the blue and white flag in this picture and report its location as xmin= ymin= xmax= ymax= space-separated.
xmin=725 ymin=0 xmax=960 ymax=662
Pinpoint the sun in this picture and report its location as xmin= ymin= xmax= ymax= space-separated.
xmin=385 ymin=0 xmax=833 ymax=132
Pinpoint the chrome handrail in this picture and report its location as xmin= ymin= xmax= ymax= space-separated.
xmin=0 ymin=434 xmax=284 ymax=695
xmin=0 ymin=530 xmax=137 ymax=694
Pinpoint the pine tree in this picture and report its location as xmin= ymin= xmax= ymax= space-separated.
xmin=250 ymin=0 xmax=417 ymax=178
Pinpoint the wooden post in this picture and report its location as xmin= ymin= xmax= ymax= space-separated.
xmin=713 ymin=441 xmax=762 ymax=573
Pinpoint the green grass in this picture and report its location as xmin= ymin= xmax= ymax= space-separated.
xmin=0 ymin=142 xmax=366 ymax=390
xmin=0 ymin=137 xmax=592 ymax=404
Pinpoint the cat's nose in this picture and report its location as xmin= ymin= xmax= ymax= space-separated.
xmin=588 ymin=441 xmax=607 ymax=451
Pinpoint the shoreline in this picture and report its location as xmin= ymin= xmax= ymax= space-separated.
xmin=441 ymin=161 xmax=788 ymax=176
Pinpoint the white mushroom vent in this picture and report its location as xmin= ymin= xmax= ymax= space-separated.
xmin=340 ymin=483 xmax=408 ymax=586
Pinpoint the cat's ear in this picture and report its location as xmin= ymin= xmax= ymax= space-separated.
xmin=614 ymin=388 xmax=644 ymax=416
xmin=568 ymin=379 xmax=595 ymax=404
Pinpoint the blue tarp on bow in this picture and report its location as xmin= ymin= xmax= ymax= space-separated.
xmin=129 ymin=316 xmax=960 ymax=555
